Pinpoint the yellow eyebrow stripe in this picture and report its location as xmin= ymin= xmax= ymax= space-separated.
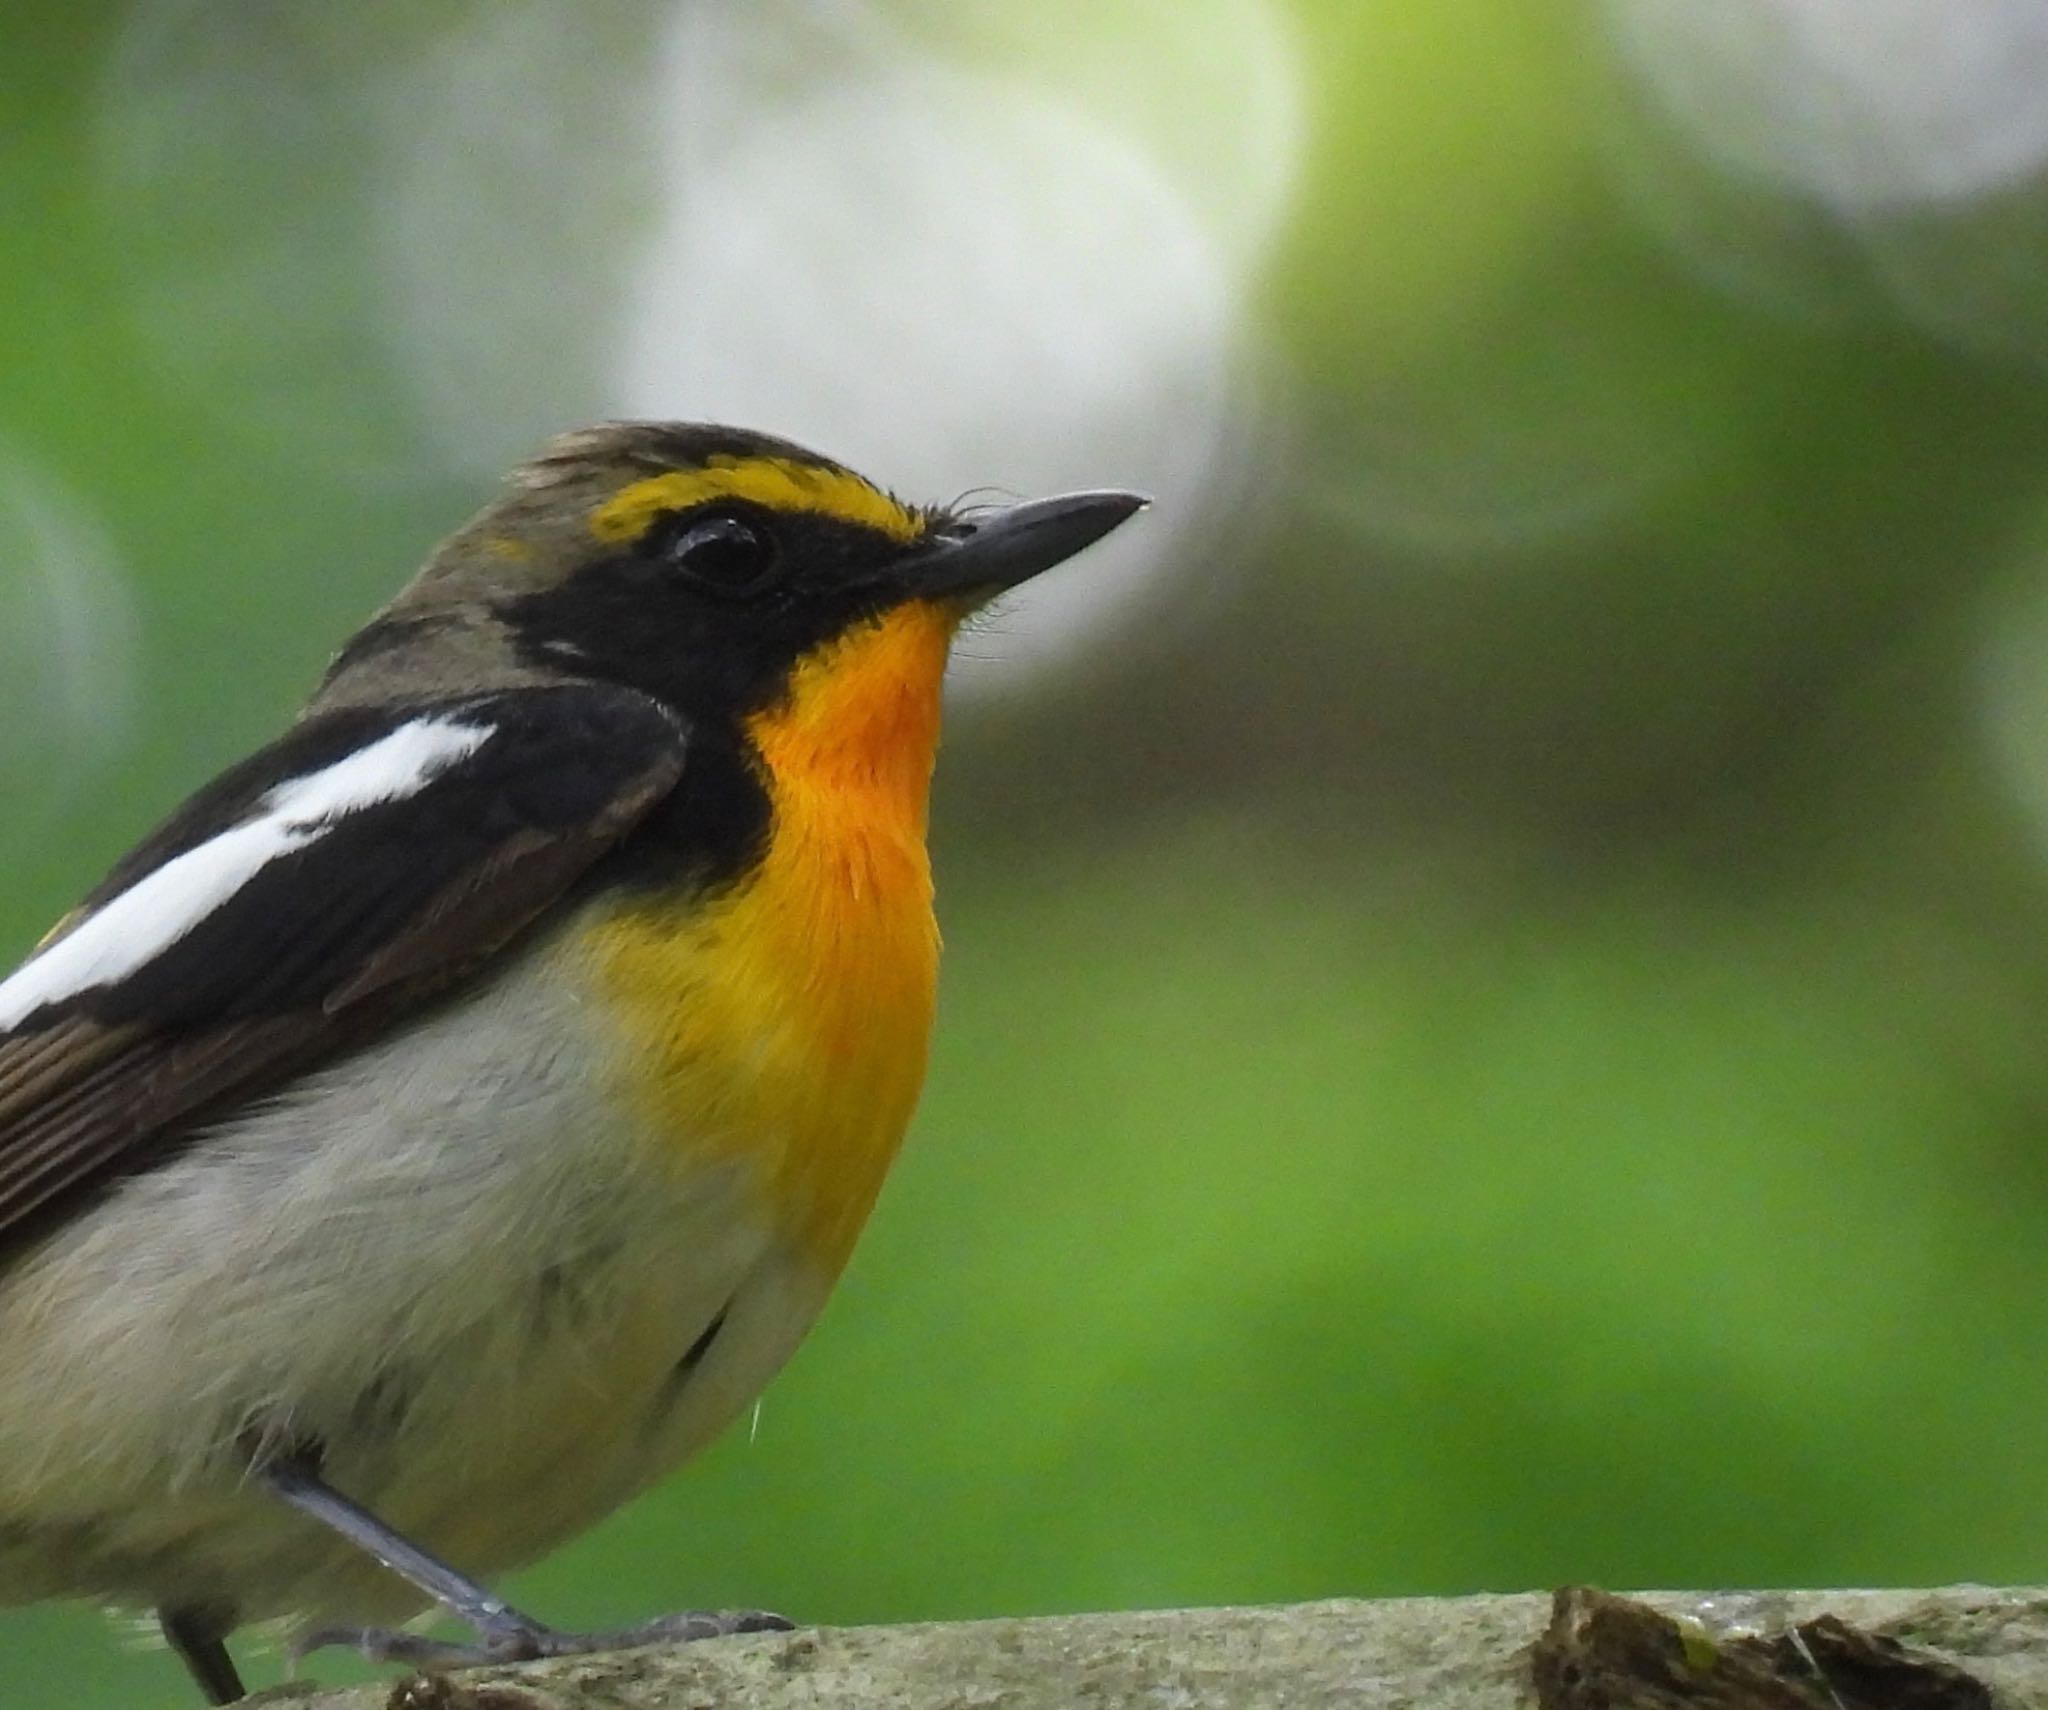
xmin=589 ymin=457 xmax=925 ymax=546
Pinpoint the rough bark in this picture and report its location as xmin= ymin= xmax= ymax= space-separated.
xmin=253 ymin=1585 xmax=2048 ymax=1710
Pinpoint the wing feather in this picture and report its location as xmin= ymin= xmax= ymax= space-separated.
xmin=0 ymin=684 xmax=687 ymax=1252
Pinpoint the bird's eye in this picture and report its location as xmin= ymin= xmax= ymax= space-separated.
xmin=658 ymin=510 xmax=780 ymax=595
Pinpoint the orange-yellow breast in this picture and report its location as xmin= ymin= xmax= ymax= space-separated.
xmin=586 ymin=602 xmax=959 ymax=1272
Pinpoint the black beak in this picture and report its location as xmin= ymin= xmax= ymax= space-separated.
xmin=907 ymin=490 xmax=1149 ymax=600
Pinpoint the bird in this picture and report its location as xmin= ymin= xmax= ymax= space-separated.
xmin=0 ymin=422 xmax=1144 ymax=1703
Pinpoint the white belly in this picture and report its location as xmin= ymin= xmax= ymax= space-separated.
xmin=0 ymin=936 xmax=830 ymax=1627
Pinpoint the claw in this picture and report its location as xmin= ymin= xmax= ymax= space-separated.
xmin=291 ymin=1625 xmax=498 ymax=1671
xmin=293 ymin=1609 xmax=792 ymax=1674
xmin=575 ymin=1610 xmax=794 ymax=1649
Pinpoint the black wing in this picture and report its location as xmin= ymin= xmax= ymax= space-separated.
xmin=0 ymin=683 xmax=688 ymax=1251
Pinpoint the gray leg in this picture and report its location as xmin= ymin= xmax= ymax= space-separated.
xmin=262 ymin=1455 xmax=537 ymax=1646
xmin=261 ymin=1453 xmax=789 ymax=1672
xmin=159 ymin=1605 xmax=244 ymax=1706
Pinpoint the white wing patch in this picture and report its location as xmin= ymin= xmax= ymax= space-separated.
xmin=0 ymin=716 xmax=493 ymax=1029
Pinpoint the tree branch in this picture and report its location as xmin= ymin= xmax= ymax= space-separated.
xmin=252 ymin=1585 xmax=2048 ymax=1710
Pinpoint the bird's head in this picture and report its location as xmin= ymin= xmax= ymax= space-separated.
xmin=329 ymin=424 xmax=1144 ymax=759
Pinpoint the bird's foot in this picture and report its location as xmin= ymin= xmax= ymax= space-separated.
xmin=294 ymin=1608 xmax=793 ymax=1672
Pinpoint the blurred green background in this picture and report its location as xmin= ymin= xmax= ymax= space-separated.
xmin=11 ymin=0 xmax=2048 ymax=1703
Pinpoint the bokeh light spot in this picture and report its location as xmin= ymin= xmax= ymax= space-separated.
xmin=0 ymin=448 xmax=139 ymax=833
xmin=1607 ymin=0 xmax=2048 ymax=212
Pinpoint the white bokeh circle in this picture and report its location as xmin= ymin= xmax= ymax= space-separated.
xmin=101 ymin=0 xmax=1303 ymax=688
xmin=1607 ymin=0 xmax=2048 ymax=212
xmin=0 ymin=448 xmax=140 ymax=817
xmin=1603 ymin=0 xmax=2048 ymax=366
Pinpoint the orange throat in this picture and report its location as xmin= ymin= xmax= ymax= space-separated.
xmin=591 ymin=602 xmax=960 ymax=1273
xmin=748 ymin=599 xmax=956 ymax=807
